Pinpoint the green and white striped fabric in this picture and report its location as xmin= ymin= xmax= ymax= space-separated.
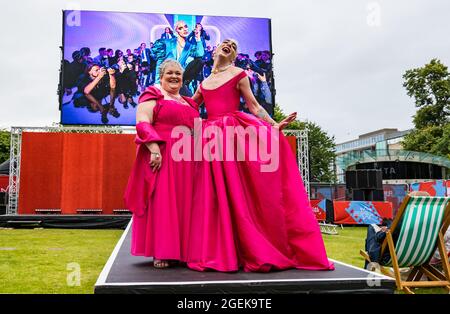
xmin=385 ymin=196 xmax=449 ymax=267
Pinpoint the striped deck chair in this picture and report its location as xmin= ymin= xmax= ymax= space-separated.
xmin=361 ymin=195 xmax=450 ymax=294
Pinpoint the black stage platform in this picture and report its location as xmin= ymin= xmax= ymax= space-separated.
xmin=0 ymin=215 xmax=130 ymax=229
xmin=95 ymin=222 xmax=396 ymax=294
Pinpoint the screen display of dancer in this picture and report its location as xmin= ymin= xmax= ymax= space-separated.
xmin=60 ymin=10 xmax=274 ymax=126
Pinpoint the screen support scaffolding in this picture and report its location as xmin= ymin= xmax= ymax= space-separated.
xmin=7 ymin=126 xmax=309 ymax=214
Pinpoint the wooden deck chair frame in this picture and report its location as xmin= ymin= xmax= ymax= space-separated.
xmin=360 ymin=195 xmax=450 ymax=294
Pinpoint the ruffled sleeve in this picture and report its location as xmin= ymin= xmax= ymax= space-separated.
xmin=138 ymin=86 xmax=164 ymax=104
xmin=123 ymin=144 xmax=158 ymax=217
xmin=135 ymin=121 xmax=165 ymax=145
xmin=124 ymin=122 xmax=161 ymax=216
xmin=135 ymin=86 xmax=165 ymax=145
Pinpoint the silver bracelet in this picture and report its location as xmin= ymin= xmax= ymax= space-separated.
xmin=150 ymin=151 xmax=161 ymax=157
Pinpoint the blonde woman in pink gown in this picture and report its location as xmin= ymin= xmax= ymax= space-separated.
xmin=124 ymin=59 xmax=199 ymax=268
xmin=187 ymin=39 xmax=334 ymax=272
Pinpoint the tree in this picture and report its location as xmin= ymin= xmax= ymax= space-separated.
xmin=274 ymin=105 xmax=336 ymax=183
xmin=402 ymin=59 xmax=450 ymax=158
xmin=403 ymin=58 xmax=450 ymax=128
xmin=0 ymin=129 xmax=10 ymax=164
xmin=402 ymin=124 xmax=450 ymax=159
xmin=432 ymin=123 xmax=450 ymax=159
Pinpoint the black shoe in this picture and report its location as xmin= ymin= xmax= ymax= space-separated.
xmin=130 ymin=100 xmax=137 ymax=108
xmin=87 ymin=106 xmax=97 ymax=113
xmin=109 ymin=107 xmax=120 ymax=118
xmin=74 ymin=101 xmax=89 ymax=108
xmin=101 ymin=112 xmax=109 ymax=124
xmin=124 ymin=103 xmax=129 ymax=109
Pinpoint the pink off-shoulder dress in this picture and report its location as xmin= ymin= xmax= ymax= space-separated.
xmin=186 ymin=71 xmax=334 ymax=272
xmin=124 ymin=86 xmax=199 ymax=262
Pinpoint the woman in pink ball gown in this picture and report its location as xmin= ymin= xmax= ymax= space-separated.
xmin=124 ymin=59 xmax=199 ymax=268
xmin=187 ymin=39 xmax=334 ymax=272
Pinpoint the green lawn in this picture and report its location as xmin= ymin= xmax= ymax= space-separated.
xmin=0 ymin=226 xmax=447 ymax=294
xmin=0 ymin=228 xmax=123 ymax=294
xmin=322 ymin=226 xmax=367 ymax=267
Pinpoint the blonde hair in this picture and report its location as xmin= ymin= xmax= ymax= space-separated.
xmin=174 ymin=20 xmax=187 ymax=36
xmin=159 ymin=59 xmax=183 ymax=79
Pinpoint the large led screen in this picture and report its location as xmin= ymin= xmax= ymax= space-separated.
xmin=60 ymin=10 xmax=274 ymax=125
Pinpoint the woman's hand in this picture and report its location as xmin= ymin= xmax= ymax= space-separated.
xmin=273 ymin=112 xmax=297 ymax=130
xmin=148 ymin=142 xmax=162 ymax=172
xmin=256 ymin=72 xmax=266 ymax=82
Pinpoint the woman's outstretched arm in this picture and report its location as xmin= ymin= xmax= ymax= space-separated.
xmin=238 ymin=75 xmax=296 ymax=129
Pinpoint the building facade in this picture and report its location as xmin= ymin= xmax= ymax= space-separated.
xmin=335 ymin=128 xmax=450 ymax=184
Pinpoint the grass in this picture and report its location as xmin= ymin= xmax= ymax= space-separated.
xmin=0 ymin=226 xmax=447 ymax=294
xmin=0 ymin=228 xmax=123 ymax=294
xmin=323 ymin=226 xmax=367 ymax=267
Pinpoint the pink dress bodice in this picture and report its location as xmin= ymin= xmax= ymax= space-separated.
xmin=138 ymin=86 xmax=199 ymax=136
xmin=200 ymin=71 xmax=247 ymax=118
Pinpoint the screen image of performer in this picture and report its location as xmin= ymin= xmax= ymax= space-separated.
xmin=184 ymin=23 xmax=211 ymax=93
xmin=152 ymin=20 xmax=206 ymax=84
xmin=235 ymin=52 xmax=273 ymax=116
xmin=62 ymin=50 xmax=86 ymax=97
xmin=187 ymin=39 xmax=335 ymax=272
xmin=139 ymin=42 xmax=157 ymax=88
xmin=115 ymin=59 xmax=138 ymax=109
xmin=124 ymin=59 xmax=200 ymax=269
xmin=72 ymin=64 xmax=120 ymax=124
xmin=187 ymin=23 xmax=210 ymax=53
xmin=93 ymin=47 xmax=109 ymax=68
xmin=160 ymin=27 xmax=175 ymax=39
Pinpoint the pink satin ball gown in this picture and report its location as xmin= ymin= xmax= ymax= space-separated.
xmin=186 ymin=70 xmax=334 ymax=272
xmin=124 ymin=86 xmax=199 ymax=262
